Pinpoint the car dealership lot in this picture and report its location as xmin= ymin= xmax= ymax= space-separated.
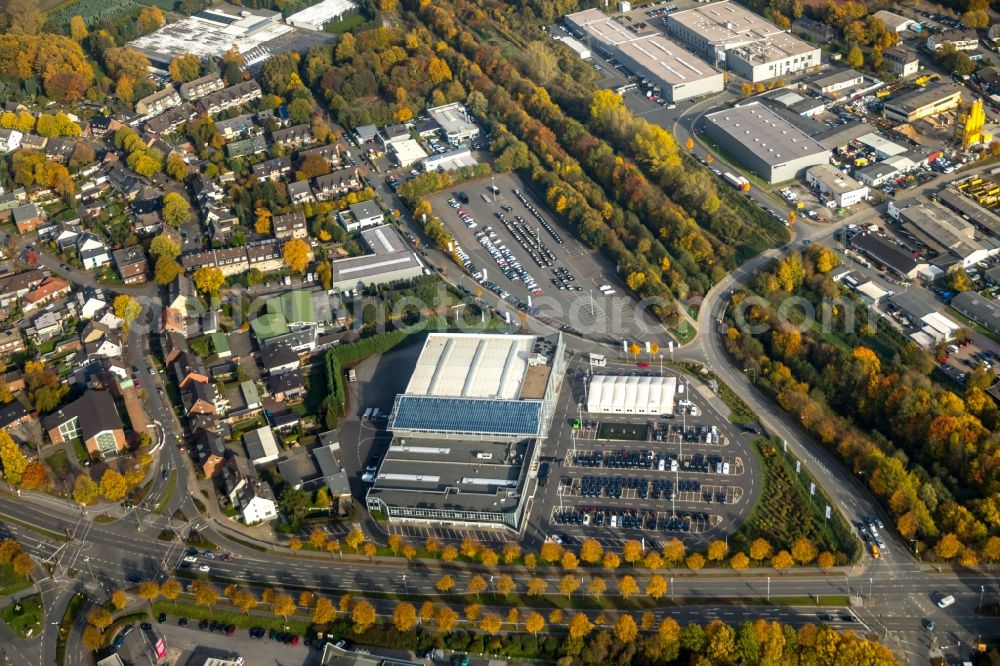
xmin=532 ymin=357 xmax=758 ymax=548
xmin=426 ymin=173 xmax=668 ymax=343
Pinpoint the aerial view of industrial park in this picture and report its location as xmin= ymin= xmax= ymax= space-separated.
xmin=0 ymin=0 xmax=998 ymax=663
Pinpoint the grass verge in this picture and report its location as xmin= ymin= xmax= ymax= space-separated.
xmin=0 ymin=594 xmax=43 ymax=638
xmin=669 ymin=361 xmax=756 ymax=424
xmin=154 ymin=472 xmax=177 ymax=515
xmin=0 ymin=509 xmax=67 ymax=542
xmin=55 ymin=593 xmax=85 ymax=664
xmin=152 ymin=600 xmax=310 ymax=635
xmin=0 ymin=562 xmax=32 ymax=596
xmin=731 ymin=439 xmax=858 ymax=563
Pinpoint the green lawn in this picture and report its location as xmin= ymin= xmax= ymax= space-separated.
xmin=154 ymin=472 xmax=177 ymax=515
xmin=152 ymin=600 xmax=310 ymax=635
xmin=947 ymin=307 xmax=1000 ymax=345
xmin=671 ymin=320 xmax=696 ymax=344
xmin=0 ymin=563 xmax=32 ymax=597
xmin=70 ymin=439 xmax=90 ymax=466
xmin=0 ymin=595 xmax=43 ymax=638
xmin=44 ymin=450 xmax=72 ymax=479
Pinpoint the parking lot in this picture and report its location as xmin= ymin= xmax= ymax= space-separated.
xmin=531 ymin=355 xmax=760 ymax=549
xmin=426 ymin=173 xmax=669 ymax=343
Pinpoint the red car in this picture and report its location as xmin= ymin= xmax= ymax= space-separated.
xmin=637 ymin=362 xmax=650 ymax=368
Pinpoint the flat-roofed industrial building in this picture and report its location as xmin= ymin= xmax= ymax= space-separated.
xmin=614 ymin=35 xmax=724 ymax=101
xmin=367 ymin=332 xmax=567 ymax=531
xmin=665 ymin=1 xmax=820 ymax=82
xmin=703 ymin=102 xmax=830 ymax=182
xmin=883 ymin=83 xmax=964 ymax=123
xmin=565 ymin=8 xmax=723 ymax=101
xmin=331 ymin=224 xmax=423 ymax=291
xmin=805 ymin=164 xmax=869 ymax=207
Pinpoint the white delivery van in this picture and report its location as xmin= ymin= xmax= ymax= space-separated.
xmin=937 ymin=595 xmax=955 ymax=609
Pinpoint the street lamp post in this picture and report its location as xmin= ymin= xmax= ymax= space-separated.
xmin=980 ymin=585 xmax=985 ymax=610
xmin=868 ymin=577 xmax=872 ymax=600
xmin=766 ymin=577 xmax=770 ymax=601
xmin=402 ymin=574 xmax=406 ymax=595
xmin=670 ymin=577 xmax=674 ymax=600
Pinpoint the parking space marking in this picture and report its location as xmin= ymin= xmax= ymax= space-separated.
xmin=549 ymin=505 xmax=720 ymax=534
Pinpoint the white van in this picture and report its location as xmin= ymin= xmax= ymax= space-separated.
xmin=937 ymin=595 xmax=955 ymax=609
xmin=722 ymin=462 xmax=730 ymax=475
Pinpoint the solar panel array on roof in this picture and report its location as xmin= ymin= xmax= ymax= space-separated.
xmin=389 ymin=395 xmax=543 ymax=437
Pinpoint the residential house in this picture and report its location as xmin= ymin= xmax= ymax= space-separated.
xmin=19 ymin=134 xmax=47 ymax=151
xmin=297 ymin=143 xmax=342 ymax=168
xmin=0 ymin=401 xmax=32 ymax=431
xmin=112 ymin=246 xmax=149 ymax=284
xmin=884 ymin=47 xmax=920 ymax=78
xmin=260 ymin=343 xmax=300 ymax=376
xmin=191 ymin=173 xmax=224 ymax=206
xmin=132 ymin=211 xmax=163 ymax=237
xmin=263 ymin=327 xmax=317 ymax=354
xmin=54 ymin=224 xmax=83 ymax=251
xmin=927 ymin=29 xmax=979 ymax=51
xmin=44 ymin=137 xmax=76 ymax=164
xmin=243 ymin=425 xmax=280 ymax=466
xmin=252 ymin=156 xmax=292 ymax=182
xmin=273 ymin=211 xmax=307 ymax=240
xmin=11 ymin=204 xmax=42 ymax=234
xmin=181 ymin=246 xmax=250 ymax=276
xmin=0 ymin=128 xmax=22 ymax=152
xmin=89 ymin=116 xmax=123 ymax=136
xmin=337 ymin=200 xmax=384 ymax=232
xmin=105 ymin=164 xmax=143 ymax=201
xmin=246 ymin=242 xmax=283 ymax=273
xmin=193 ymin=428 xmax=226 ymax=479
xmin=267 ymin=372 xmax=305 ymax=402
xmin=145 ymin=102 xmax=195 ymax=135
xmin=179 ymin=72 xmax=225 ymax=100
xmin=226 ymin=135 xmax=267 ymax=158
xmin=211 ymin=332 xmax=230 ymax=358
xmin=315 ymin=430 xmax=352 ymax=499
xmin=135 ymin=85 xmax=182 ymax=116
xmin=313 ymin=170 xmax=361 ymax=200
xmin=76 ymin=233 xmax=111 ymax=270
xmin=205 ymin=206 xmax=239 ymax=244
xmin=76 ymin=291 xmax=108 ymax=320
xmin=161 ymin=330 xmax=189 ymax=366
xmin=81 ymin=321 xmax=121 ymax=359
xmin=172 ymin=350 xmax=209 ymax=389
xmin=197 ymin=80 xmax=263 ymax=116
xmin=43 ymin=391 xmax=126 ymax=458
xmin=287 ymin=180 xmax=314 ymax=204
xmin=0 ymin=270 xmax=45 ymax=309
xmin=29 ymin=311 xmax=62 ymax=342
xmin=237 ymin=477 xmax=277 ymax=524
xmin=0 ymin=193 xmax=22 ymax=220
xmin=271 ymin=124 xmax=313 ymax=147
xmin=215 ymin=114 xmax=256 ymax=140
xmin=222 ymin=455 xmax=252 ymax=504
xmin=183 ymin=380 xmax=226 ymax=416
xmin=0 ymin=329 xmax=24 ymax=356
xmin=3 ymin=370 xmax=24 ymax=394
xmin=21 ymin=277 xmax=71 ymax=314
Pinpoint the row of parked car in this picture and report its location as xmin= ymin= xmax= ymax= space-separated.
xmin=499 ymin=209 xmax=558 ymax=269
xmin=512 ymin=187 xmax=563 ymax=244
xmin=475 ymin=226 xmax=540 ymax=294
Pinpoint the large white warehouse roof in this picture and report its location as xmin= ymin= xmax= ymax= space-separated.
xmin=587 ymin=375 xmax=677 ymax=415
